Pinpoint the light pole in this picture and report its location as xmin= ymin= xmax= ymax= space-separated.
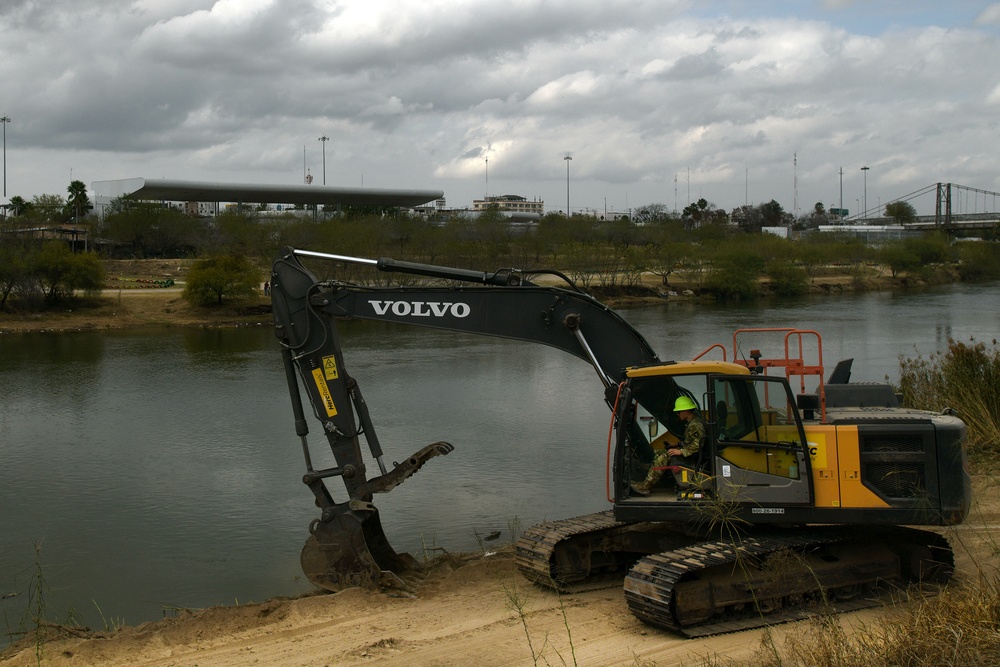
xmin=485 ymin=157 xmax=488 ymax=205
xmin=564 ymin=155 xmax=572 ymax=216
xmin=318 ymin=136 xmax=329 ymax=185
xmin=1 ymin=115 xmax=10 ymax=198
xmin=838 ymin=167 xmax=844 ymax=219
xmin=860 ymin=166 xmax=869 ymax=219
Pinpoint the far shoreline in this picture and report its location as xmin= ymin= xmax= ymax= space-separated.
xmin=0 ymin=266 xmax=965 ymax=336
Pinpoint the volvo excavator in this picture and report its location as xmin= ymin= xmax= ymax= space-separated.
xmin=270 ymin=246 xmax=971 ymax=636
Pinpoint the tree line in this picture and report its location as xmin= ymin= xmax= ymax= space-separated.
xmin=2 ymin=189 xmax=998 ymax=311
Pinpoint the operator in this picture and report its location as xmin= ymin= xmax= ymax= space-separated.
xmin=630 ymin=396 xmax=705 ymax=496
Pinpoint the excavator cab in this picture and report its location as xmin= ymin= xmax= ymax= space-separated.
xmin=614 ymin=361 xmax=813 ymax=518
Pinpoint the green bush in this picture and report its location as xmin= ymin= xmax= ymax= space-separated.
xmin=33 ymin=241 xmax=105 ymax=303
xmin=878 ymin=243 xmax=920 ymax=278
xmin=703 ymin=251 xmax=764 ymax=301
xmin=955 ymin=241 xmax=1000 ymax=282
xmin=765 ymin=260 xmax=809 ymax=296
xmin=182 ymin=255 xmax=261 ymax=306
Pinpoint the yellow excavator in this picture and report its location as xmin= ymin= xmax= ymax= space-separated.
xmin=270 ymin=247 xmax=971 ymax=636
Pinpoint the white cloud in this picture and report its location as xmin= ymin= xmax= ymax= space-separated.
xmin=976 ymin=3 xmax=1000 ymax=25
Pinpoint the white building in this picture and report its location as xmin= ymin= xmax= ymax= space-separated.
xmin=472 ymin=194 xmax=544 ymax=215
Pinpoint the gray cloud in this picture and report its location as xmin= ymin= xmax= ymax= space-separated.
xmin=1 ymin=0 xmax=997 ymax=216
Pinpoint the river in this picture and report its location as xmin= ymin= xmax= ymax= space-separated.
xmin=1 ymin=282 xmax=997 ymax=639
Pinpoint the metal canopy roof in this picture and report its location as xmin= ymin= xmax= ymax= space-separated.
xmin=91 ymin=178 xmax=444 ymax=208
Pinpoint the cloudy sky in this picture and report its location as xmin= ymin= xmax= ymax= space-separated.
xmin=2 ymin=0 xmax=999 ymax=217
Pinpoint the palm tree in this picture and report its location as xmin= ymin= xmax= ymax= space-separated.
xmin=7 ymin=195 xmax=29 ymax=216
xmin=66 ymin=180 xmax=92 ymax=222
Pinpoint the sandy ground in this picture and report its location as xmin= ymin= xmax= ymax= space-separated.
xmin=1 ymin=477 xmax=997 ymax=667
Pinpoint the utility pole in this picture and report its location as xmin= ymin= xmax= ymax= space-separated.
xmin=1 ymin=115 xmax=10 ymax=198
xmin=861 ymin=166 xmax=869 ymax=219
xmin=793 ymin=153 xmax=798 ymax=220
xmin=564 ymin=155 xmax=572 ymax=216
xmin=318 ymin=136 xmax=329 ymax=185
xmin=839 ymin=167 xmax=844 ymax=219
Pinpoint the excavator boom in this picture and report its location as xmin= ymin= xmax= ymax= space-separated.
xmin=270 ymin=247 xmax=658 ymax=590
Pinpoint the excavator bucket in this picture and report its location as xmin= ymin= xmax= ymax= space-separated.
xmin=299 ymin=441 xmax=455 ymax=592
xmin=301 ymin=506 xmax=420 ymax=592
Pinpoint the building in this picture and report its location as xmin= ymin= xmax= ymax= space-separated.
xmin=90 ymin=178 xmax=444 ymax=218
xmin=472 ymin=194 xmax=544 ymax=215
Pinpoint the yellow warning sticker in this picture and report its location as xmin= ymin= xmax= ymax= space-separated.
xmin=312 ymin=368 xmax=338 ymax=417
xmin=322 ymin=355 xmax=339 ymax=380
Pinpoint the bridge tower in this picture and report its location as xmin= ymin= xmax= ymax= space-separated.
xmin=935 ymin=182 xmax=952 ymax=228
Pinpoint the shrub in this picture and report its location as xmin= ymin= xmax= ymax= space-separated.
xmin=182 ymin=255 xmax=261 ymax=306
xmin=897 ymin=337 xmax=1000 ymax=466
xmin=955 ymin=241 xmax=1000 ymax=282
xmin=33 ymin=241 xmax=105 ymax=303
xmin=765 ymin=260 xmax=809 ymax=296
xmin=703 ymin=252 xmax=764 ymax=301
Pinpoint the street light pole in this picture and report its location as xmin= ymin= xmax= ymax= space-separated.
xmin=839 ymin=166 xmax=843 ymax=219
xmin=860 ymin=166 xmax=869 ymax=219
xmin=318 ymin=136 xmax=329 ymax=185
xmin=1 ymin=116 xmax=10 ymax=198
xmin=564 ymin=155 xmax=572 ymax=216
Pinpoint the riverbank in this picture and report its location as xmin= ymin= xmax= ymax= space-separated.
xmin=0 ymin=259 xmax=958 ymax=334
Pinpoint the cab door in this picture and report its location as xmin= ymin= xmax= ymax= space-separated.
xmin=710 ymin=375 xmax=812 ymax=506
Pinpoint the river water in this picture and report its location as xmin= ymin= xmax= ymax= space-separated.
xmin=1 ymin=282 xmax=997 ymax=637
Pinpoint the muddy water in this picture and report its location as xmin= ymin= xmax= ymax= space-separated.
xmin=1 ymin=282 xmax=997 ymax=638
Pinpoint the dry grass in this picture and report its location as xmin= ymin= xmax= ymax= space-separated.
xmin=897 ymin=337 xmax=1000 ymax=467
xmin=703 ymin=574 xmax=1000 ymax=667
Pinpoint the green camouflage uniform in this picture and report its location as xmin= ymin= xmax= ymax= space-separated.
xmin=633 ymin=414 xmax=705 ymax=493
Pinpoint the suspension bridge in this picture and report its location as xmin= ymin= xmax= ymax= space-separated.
xmin=849 ymin=182 xmax=1000 ymax=232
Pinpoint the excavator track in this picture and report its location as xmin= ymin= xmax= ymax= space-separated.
xmin=516 ymin=515 xmax=953 ymax=637
xmin=515 ymin=511 xmax=632 ymax=591
xmin=514 ymin=510 xmax=700 ymax=592
xmin=623 ymin=525 xmax=954 ymax=637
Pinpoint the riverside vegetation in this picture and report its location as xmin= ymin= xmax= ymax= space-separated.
xmin=2 ymin=205 xmax=1000 ymax=315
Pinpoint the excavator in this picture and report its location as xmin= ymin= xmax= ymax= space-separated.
xmin=270 ymin=246 xmax=971 ymax=636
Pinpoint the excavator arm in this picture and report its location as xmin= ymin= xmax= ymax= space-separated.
xmin=270 ymin=247 xmax=659 ymax=591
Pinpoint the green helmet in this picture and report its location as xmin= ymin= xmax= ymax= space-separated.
xmin=673 ymin=396 xmax=698 ymax=412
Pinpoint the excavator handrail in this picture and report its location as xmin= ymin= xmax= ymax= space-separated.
xmin=730 ymin=327 xmax=827 ymax=422
xmin=691 ymin=342 xmax=727 ymax=362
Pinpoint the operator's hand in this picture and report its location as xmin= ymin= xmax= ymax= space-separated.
xmin=667 ymin=448 xmax=682 ymax=457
